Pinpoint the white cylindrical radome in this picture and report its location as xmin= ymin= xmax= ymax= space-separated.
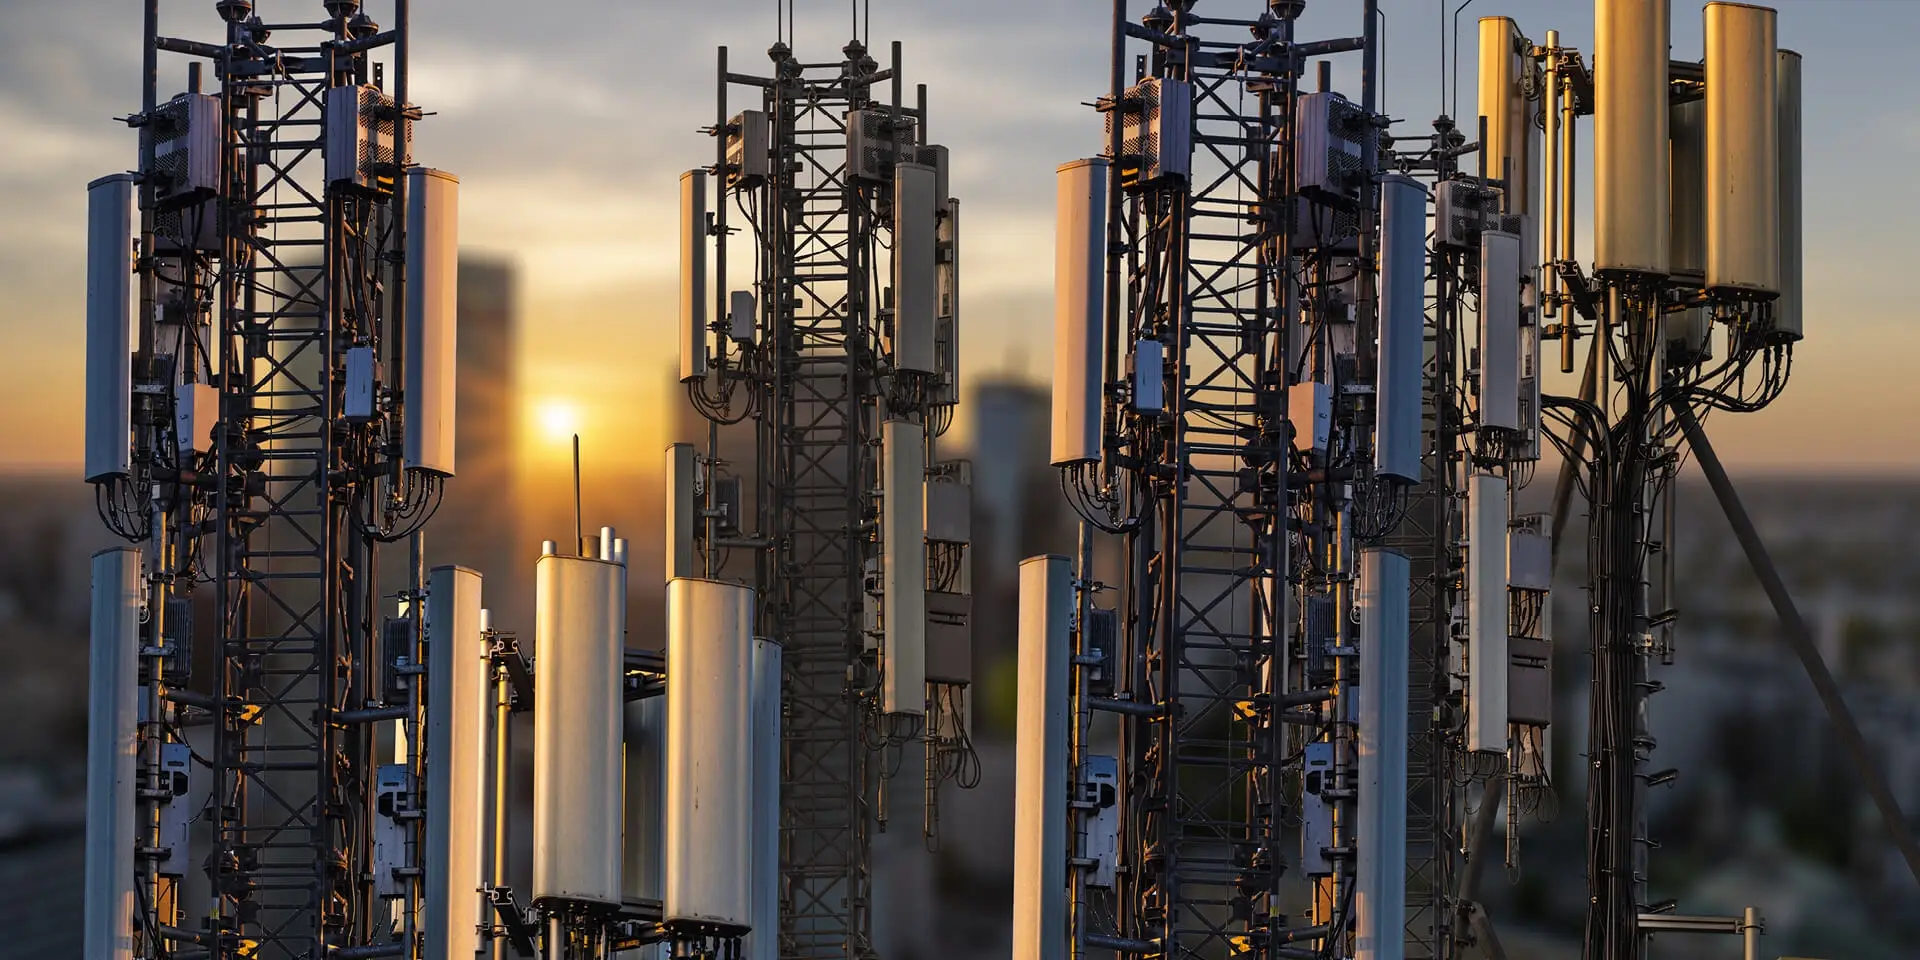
xmin=623 ymin=694 xmax=666 ymax=960
xmin=1051 ymin=158 xmax=1108 ymax=466
xmin=882 ymin=419 xmax=927 ymax=716
xmin=665 ymin=577 xmax=755 ymax=930
xmin=680 ymin=170 xmax=709 ymax=383
xmin=1012 ymin=555 xmax=1071 ymax=960
xmin=1354 ymin=549 xmax=1410 ymax=960
xmin=1466 ymin=473 xmax=1510 ymax=754
xmin=1706 ymin=2 xmax=1779 ymax=297
xmin=1478 ymin=17 xmax=1534 ymax=216
xmin=85 ymin=548 xmax=140 ymax=960
xmin=1593 ymin=0 xmax=1671 ymax=276
xmin=85 ymin=174 xmax=136 ymax=483
xmin=1377 ymin=174 xmax=1426 ymax=484
xmin=747 ymin=637 xmax=783 ymax=960
xmin=404 ymin=167 xmax=459 ymax=477
xmin=424 ymin=566 xmax=489 ymax=959
xmin=1775 ymin=49 xmax=1803 ymax=339
xmin=532 ymin=553 xmax=626 ymax=907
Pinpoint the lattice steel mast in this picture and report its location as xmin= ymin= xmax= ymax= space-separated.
xmin=673 ymin=13 xmax=972 ymax=960
xmin=86 ymin=3 xmax=457 ymax=958
xmin=1037 ymin=3 xmax=1400 ymax=959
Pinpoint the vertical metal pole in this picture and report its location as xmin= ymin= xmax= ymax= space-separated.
xmin=1559 ymin=68 xmax=1577 ymax=303
xmin=573 ymin=435 xmax=584 ymax=554
xmin=1104 ymin=0 xmax=1125 ymax=447
xmin=1068 ymin=525 xmax=1091 ymax=960
xmin=1102 ymin=8 xmax=1128 ymax=951
xmin=407 ymin=528 xmax=426 ymax=951
xmin=390 ymin=0 xmax=412 ymax=479
xmin=891 ymin=41 xmax=903 ymax=164
xmin=710 ymin=49 xmax=729 ymax=581
xmin=1357 ymin=0 xmax=1380 ymax=377
xmin=714 ymin=45 xmax=729 ymax=418
xmin=491 ymin=657 xmax=510 ymax=960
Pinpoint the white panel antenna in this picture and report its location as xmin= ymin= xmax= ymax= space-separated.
xmin=882 ymin=420 xmax=927 ymax=715
xmin=1376 ymin=174 xmax=1427 ymax=483
xmin=1467 ymin=472 xmax=1510 ymax=754
xmin=680 ymin=170 xmax=709 ymax=382
xmin=403 ymin=167 xmax=460 ymax=476
xmin=1051 ymin=159 xmax=1108 ymax=465
xmin=1355 ymin=549 xmax=1410 ymax=960
xmin=422 ymin=566 xmax=489 ymax=960
xmin=1479 ymin=230 xmax=1522 ymax=434
xmin=1012 ymin=556 xmax=1071 ymax=960
xmin=85 ymin=175 xmax=136 ymax=482
xmin=892 ymin=163 xmax=939 ymax=373
xmin=748 ymin=638 xmax=782 ymax=960
xmin=84 ymin=548 xmax=141 ymax=960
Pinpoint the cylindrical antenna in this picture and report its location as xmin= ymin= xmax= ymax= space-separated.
xmin=189 ymin=62 xmax=203 ymax=93
xmin=1317 ymin=59 xmax=1331 ymax=93
xmin=572 ymin=434 xmax=583 ymax=556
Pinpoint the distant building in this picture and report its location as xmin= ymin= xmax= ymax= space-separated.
xmin=426 ymin=256 xmax=525 ymax=624
xmin=964 ymin=377 xmax=1054 ymax=581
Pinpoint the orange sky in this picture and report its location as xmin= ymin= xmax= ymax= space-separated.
xmin=4 ymin=0 xmax=1919 ymax=478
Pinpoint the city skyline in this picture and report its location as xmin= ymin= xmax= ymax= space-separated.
xmin=3 ymin=1 xmax=1920 ymax=476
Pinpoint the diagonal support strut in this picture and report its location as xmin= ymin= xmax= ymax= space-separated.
xmin=1676 ymin=403 xmax=1920 ymax=889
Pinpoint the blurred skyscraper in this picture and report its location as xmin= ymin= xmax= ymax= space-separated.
xmin=966 ymin=377 xmax=1053 ymax=581
xmin=426 ymin=256 xmax=525 ymax=625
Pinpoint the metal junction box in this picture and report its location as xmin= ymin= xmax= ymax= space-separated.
xmin=326 ymin=84 xmax=402 ymax=194
xmin=1507 ymin=635 xmax=1552 ymax=727
xmin=1079 ymin=755 xmax=1120 ymax=888
xmin=846 ymin=109 xmax=918 ymax=182
xmin=725 ymin=110 xmax=769 ymax=188
xmin=1111 ymin=77 xmax=1191 ymax=188
xmin=926 ymin=590 xmax=972 ymax=686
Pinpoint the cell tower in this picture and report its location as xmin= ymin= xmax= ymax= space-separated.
xmin=1426 ymin=5 xmax=1815 ymax=959
xmin=1031 ymin=3 xmax=1403 ymax=959
xmin=1525 ymin=3 xmax=1801 ymax=956
xmin=84 ymin=2 xmax=458 ymax=958
xmin=672 ymin=7 xmax=974 ymax=959
xmin=1366 ymin=14 xmax=1558 ymax=958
